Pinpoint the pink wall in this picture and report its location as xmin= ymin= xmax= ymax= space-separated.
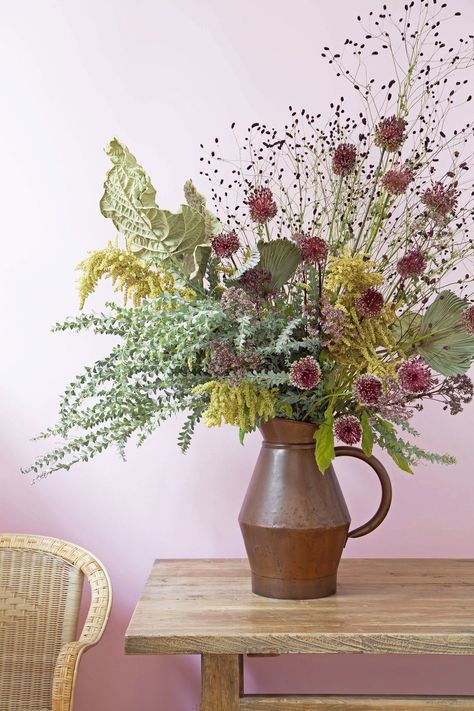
xmin=1 ymin=1 xmax=474 ymax=708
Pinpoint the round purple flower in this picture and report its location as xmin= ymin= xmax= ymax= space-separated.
xmin=332 ymin=143 xmax=357 ymax=177
xmin=422 ymin=182 xmax=458 ymax=218
xmin=353 ymin=374 xmax=383 ymax=406
xmin=334 ymin=415 xmax=362 ymax=445
xmin=374 ymin=116 xmax=407 ymax=152
xmin=398 ymin=357 xmax=433 ymax=394
xmin=355 ymin=288 xmax=384 ymax=318
xmin=246 ymin=186 xmax=278 ymax=224
xmin=396 ymin=249 xmax=426 ymax=279
xmin=239 ymin=267 xmax=272 ymax=299
xmin=289 ymin=356 xmax=321 ymax=390
xmin=381 ymin=167 xmax=414 ymax=196
xmin=463 ymin=304 xmax=474 ymax=335
xmin=211 ymin=230 xmax=240 ymax=258
xmin=294 ymin=233 xmax=329 ymax=265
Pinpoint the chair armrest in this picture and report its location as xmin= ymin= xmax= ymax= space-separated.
xmin=52 ymin=556 xmax=112 ymax=711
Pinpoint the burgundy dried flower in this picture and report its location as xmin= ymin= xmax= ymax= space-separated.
xmin=332 ymin=143 xmax=357 ymax=177
xmin=289 ymin=356 xmax=321 ymax=390
xmin=374 ymin=116 xmax=407 ymax=152
xmin=353 ymin=374 xmax=383 ymax=406
xmin=398 ymin=357 xmax=433 ymax=394
xmin=208 ymin=341 xmax=238 ymax=377
xmin=355 ymin=288 xmax=384 ymax=318
xmin=381 ymin=167 xmax=414 ymax=196
xmin=211 ymin=230 xmax=239 ymax=258
xmin=320 ymin=298 xmax=346 ymax=344
xmin=294 ymin=233 xmax=329 ymax=265
xmin=422 ymin=182 xmax=458 ymax=218
xmin=396 ymin=249 xmax=426 ymax=279
xmin=246 ymin=186 xmax=277 ymax=224
xmin=334 ymin=415 xmax=362 ymax=445
xmin=440 ymin=375 xmax=474 ymax=415
xmin=463 ymin=304 xmax=474 ymax=334
xmin=239 ymin=267 xmax=272 ymax=299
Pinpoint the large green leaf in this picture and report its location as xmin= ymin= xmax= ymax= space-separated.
xmin=258 ymin=239 xmax=301 ymax=291
xmin=417 ymin=290 xmax=474 ymax=375
xmin=314 ymin=407 xmax=335 ymax=473
xmin=360 ymin=411 xmax=374 ymax=457
xmin=100 ymin=138 xmax=210 ymax=281
xmin=183 ymin=179 xmax=221 ymax=238
xmin=100 ymin=138 xmax=168 ymax=246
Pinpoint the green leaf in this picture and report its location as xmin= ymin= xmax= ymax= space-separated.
xmin=100 ymin=138 xmax=211 ymax=281
xmin=360 ymin=411 xmax=374 ymax=457
xmin=239 ymin=428 xmax=245 ymax=445
xmin=392 ymin=311 xmax=422 ymax=347
xmin=258 ymin=239 xmax=301 ymax=291
xmin=417 ymin=290 xmax=474 ymax=375
xmin=387 ymin=447 xmax=414 ymax=474
xmin=314 ymin=408 xmax=335 ymax=473
xmin=183 ymin=179 xmax=221 ymax=239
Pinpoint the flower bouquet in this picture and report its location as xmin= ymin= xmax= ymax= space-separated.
xmin=25 ymin=1 xmax=474 ymax=597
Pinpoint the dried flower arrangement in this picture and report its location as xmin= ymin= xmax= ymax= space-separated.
xmin=25 ymin=0 xmax=474 ymax=479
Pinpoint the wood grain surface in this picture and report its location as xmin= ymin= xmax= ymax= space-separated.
xmin=239 ymin=696 xmax=474 ymax=710
xmin=125 ymin=558 xmax=474 ymax=656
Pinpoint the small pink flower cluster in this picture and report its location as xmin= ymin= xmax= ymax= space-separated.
xmin=355 ymin=288 xmax=384 ymax=318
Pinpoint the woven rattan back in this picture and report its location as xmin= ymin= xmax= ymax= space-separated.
xmin=0 ymin=535 xmax=111 ymax=711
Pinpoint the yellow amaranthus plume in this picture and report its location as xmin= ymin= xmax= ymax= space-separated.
xmin=77 ymin=243 xmax=176 ymax=308
xmin=328 ymin=304 xmax=400 ymax=377
xmin=325 ymin=252 xmax=383 ymax=295
xmin=193 ymin=380 xmax=276 ymax=430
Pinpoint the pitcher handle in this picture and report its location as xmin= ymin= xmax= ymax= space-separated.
xmin=335 ymin=446 xmax=392 ymax=538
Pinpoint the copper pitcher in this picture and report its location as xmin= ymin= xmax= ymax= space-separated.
xmin=239 ymin=418 xmax=392 ymax=599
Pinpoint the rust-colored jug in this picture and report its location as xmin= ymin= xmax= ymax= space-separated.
xmin=239 ymin=418 xmax=392 ymax=599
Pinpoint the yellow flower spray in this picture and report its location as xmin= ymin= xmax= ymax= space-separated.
xmin=193 ymin=381 xmax=276 ymax=430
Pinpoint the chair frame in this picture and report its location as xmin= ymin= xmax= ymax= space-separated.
xmin=0 ymin=533 xmax=112 ymax=711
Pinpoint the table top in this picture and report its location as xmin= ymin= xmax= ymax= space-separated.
xmin=124 ymin=558 xmax=474 ymax=656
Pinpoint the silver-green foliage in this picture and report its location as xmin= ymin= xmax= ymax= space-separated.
xmin=23 ymin=294 xmax=321 ymax=479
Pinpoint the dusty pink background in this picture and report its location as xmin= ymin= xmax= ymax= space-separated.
xmin=1 ymin=1 xmax=474 ymax=708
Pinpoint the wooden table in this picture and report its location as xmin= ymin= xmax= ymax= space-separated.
xmin=125 ymin=559 xmax=474 ymax=710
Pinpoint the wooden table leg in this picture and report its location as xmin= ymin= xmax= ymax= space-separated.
xmin=201 ymin=654 xmax=243 ymax=711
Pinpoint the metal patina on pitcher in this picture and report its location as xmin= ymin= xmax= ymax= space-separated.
xmin=239 ymin=418 xmax=392 ymax=600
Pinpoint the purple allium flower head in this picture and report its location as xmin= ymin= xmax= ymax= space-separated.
xmin=332 ymin=143 xmax=357 ymax=177
xmin=294 ymin=233 xmax=329 ymax=265
xmin=246 ymin=186 xmax=278 ymax=224
xmin=374 ymin=116 xmax=407 ymax=152
xmin=289 ymin=356 xmax=321 ymax=390
xmin=353 ymin=374 xmax=383 ymax=406
xmin=398 ymin=357 xmax=433 ymax=394
xmin=422 ymin=182 xmax=458 ymax=218
xmin=463 ymin=304 xmax=474 ymax=335
xmin=381 ymin=167 xmax=414 ymax=196
xmin=239 ymin=267 xmax=272 ymax=299
xmin=355 ymin=287 xmax=384 ymax=318
xmin=211 ymin=230 xmax=240 ymax=259
xmin=334 ymin=415 xmax=362 ymax=445
xmin=396 ymin=248 xmax=426 ymax=278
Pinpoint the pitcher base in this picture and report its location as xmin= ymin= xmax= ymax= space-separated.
xmin=251 ymin=572 xmax=337 ymax=599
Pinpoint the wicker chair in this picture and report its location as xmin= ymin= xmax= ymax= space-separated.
xmin=0 ymin=534 xmax=111 ymax=711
